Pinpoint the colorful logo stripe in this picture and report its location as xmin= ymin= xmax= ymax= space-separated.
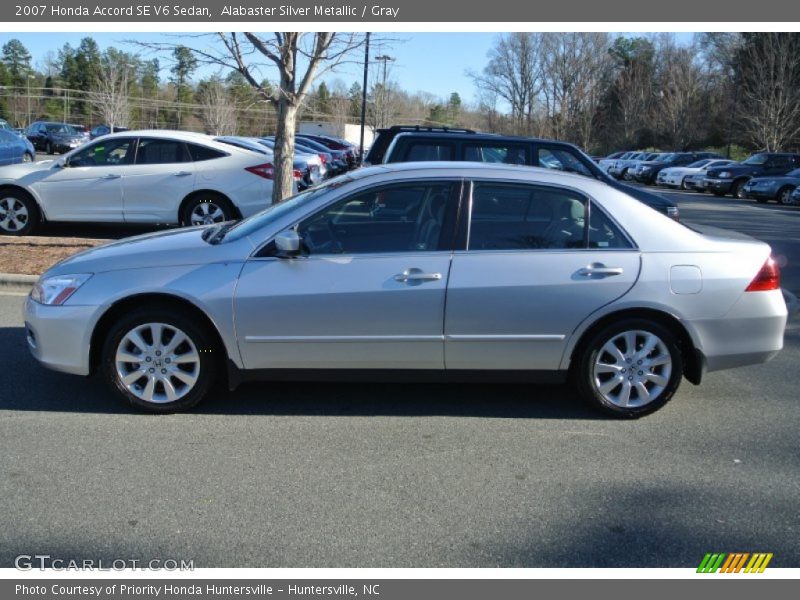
xmin=697 ymin=553 xmax=773 ymax=573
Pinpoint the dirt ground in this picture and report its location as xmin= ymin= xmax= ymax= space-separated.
xmin=0 ymin=235 xmax=109 ymax=276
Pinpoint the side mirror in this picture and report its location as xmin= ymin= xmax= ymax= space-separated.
xmin=274 ymin=229 xmax=301 ymax=257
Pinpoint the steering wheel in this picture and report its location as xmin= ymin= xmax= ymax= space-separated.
xmin=302 ymin=219 xmax=343 ymax=254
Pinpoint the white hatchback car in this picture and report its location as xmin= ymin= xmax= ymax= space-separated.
xmin=0 ymin=130 xmax=284 ymax=235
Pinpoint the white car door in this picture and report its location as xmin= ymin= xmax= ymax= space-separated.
xmin=122 ymin=137 xmax=197 ymax=223
xmin=31 ymin=137 xmax=132 ymax=222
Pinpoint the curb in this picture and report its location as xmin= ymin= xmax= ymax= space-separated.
xmin=0 ymin=273 xmax=37 ymax=295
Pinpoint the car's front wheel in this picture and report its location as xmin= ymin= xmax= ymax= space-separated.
xmin=180 ymin=194 xmax=235 ymax=227
xmin=778 ymin=187 xmax=795 ymax=205
xmin=732 ymin=180 xmax=748 ymax=199
xmin=575 ymin=319 xmax=683 ymax=418
xmin=101 ymin=308 xmax=218 ymax=413
xmin=0 ymin=189 xmax=39 ymax=235
xmin=22 ymin=152 xmax=33 ymax=163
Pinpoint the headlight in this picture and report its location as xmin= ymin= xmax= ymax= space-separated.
xmin=718 ymin=171 xmax=732 ymax=178
xmin=30 ymin=273 xmax=92 ymax=305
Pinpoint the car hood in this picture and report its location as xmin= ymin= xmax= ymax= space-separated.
xmin=0 ymin=160 xmax=56 ymax=179
xmin=44 ymin=226 xmax=253 ymax=277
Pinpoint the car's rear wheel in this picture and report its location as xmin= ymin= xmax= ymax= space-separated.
xmin=180 ymin=193 xmax=235 ymax=227
xmin=681 ymin=178 xmax=690 ymax=190
xmin=778 ymin=187 xmax=795 ymax=205
xmin=0 ymin=189 xmax=39 ymax=236
xmin=575 ymin=319 xmax=683 ymax=418
xmin=101 ymin=309 xmax=217 ymax=413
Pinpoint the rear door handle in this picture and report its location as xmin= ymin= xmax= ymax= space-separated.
xmin=577 ymin=263 xmax=623 ymax=277
xmin=173 ymin=171 xmax=192 ymax=177
xmin=101 ymin=173 xmax=121 ymax=180
xmin=394 ymin=268 xmax=443 ymax=283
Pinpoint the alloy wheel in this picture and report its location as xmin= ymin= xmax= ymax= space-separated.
xmin=114 ymin=322 xmax=200 ymax=404
xmin=189 ymin=201 xmax=226 ymax=226
xmin=0 ymin=197 xmax=30 ymax=233
xmin=592 ymin=330 xmax=672 ymax=408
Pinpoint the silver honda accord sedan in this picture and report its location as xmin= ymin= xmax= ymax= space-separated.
xmin=24 ymin=163 xmax=787 ymax=417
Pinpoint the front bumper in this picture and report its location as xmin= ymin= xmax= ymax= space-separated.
xmin=657 ymin=173 xmax=682 ymax=187
xmin=743 ymin=185 xmax=778 ymax=200
xmin=702 ymin=178 xmax=734 ymax=193
xmin=633 ymin=170 xmax=657 ymax=184
xmin=24 ymin=296 xmax=98 ymax=376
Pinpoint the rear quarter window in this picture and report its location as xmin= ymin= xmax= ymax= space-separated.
xmin=188 ymin=144 xmax=227 ymax=161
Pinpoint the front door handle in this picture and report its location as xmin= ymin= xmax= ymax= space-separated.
xmin=394 ymin=268 xmax=443 ymax=283
xmin=577 ymin=263 xmax=624 ymax=277
xmin=173 ymin=171 xmax=192 ymax=177
xmin=101 ymin=173 xmax=121 ymax=180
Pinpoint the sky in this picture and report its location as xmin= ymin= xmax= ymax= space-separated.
xmin=3 ymin=32 xmax=694 ymax=105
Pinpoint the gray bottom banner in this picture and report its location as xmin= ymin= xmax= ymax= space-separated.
xmin=3 ymin=580 xmax=797 ymax=600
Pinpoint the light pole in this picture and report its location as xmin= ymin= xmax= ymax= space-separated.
xmin=359 ymin=32 xmax=370 ymax=163
xmin=26 ymin=74 xmax=35 ymax=126
xmin=374 ymin=54 xmax=395 ymax=129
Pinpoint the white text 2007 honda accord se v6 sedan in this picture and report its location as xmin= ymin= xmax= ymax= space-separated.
xmin=0 ymin=130 xmax=291 ymax=236
xmin=24 ymin=163 xmax=787 ymax=417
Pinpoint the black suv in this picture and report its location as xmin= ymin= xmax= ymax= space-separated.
xmin=632 ymin=152 xmax=723 ymax=185
xmin=366 ymin=126 xmax=680 ymax=220
xmin=704 ymin=152 xmax=800 ymax=198
xmin=26 ymin=121 xmax=87 ymax=154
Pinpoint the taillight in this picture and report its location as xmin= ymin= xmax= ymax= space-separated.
xmin=245 ymin=163 xmax=274 ymax=179
xmin=746 ymin=257 xmax=780 ymax=292
xmin=293 ymin=169 xmax=303 ymax=179
xmin=318 ymin=153 xmax=328 ymax=165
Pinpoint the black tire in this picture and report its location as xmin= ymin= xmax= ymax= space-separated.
xmin=45 ymin=141 xmax=53 ymax=155
xmin=574 ymin=318 xmax=684 ymax=418
xmin=732 ymin=179 xmax=747 ymax=199
xmin=22 ymin=152 xmax=33 ymax=163
xmin=180 ymin=193 xmax=235 ymax=227
xmin=621 ymin=168 xmax=631 ymax=181
xmin=778 ymin=187 xmax=795 ymax=205
xmin=712 ymin=191 xmax=726 ymax=197
xmin=755 ymin=197 xmax=768 ymax=204
xmin=0 ymin=188 xmax=40 ymax=236
xmin=101 ymin=307 xmax=218 ymax=413
xmin=681 ymin=178 xmax=690 ymax=190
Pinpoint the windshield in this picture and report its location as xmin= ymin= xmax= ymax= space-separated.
xmin=687 ymin=159 xmax=712 ymax=168
xmin=221 ymin=177 xmax=353 ymax=243
xmin=743 ymin=154 xmax=768 ymax=165
xmin=46 ymin=124 xmax=72 ymax=134
xmin=215 ymin=137 xmax=269 ymax=155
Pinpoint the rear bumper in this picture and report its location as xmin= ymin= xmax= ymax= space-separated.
xmin=688 ymin=290 xmax=787 ymax=373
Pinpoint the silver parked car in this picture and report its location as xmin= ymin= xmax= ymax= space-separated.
xmin=24 ymin=163 xmax=787 ymax=417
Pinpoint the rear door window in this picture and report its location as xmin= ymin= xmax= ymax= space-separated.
xmin=135 ymin=138 xmax=190 ymax=164
xmin=468 ymin=182 xmax=587 ymax=251
xmin=401 ymin=142 xmax=454 ymax=162
xmin=464 ymin=143 xmax=528 ymax=165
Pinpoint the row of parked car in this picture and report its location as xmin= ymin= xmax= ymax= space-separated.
xmin=0 ymin=127 xmax=362 ymax=235
xmin=599 ymin=148 xmax=800 ymax=205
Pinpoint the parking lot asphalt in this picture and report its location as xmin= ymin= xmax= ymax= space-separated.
xmin=1 ymin=185 xmax=799 ymax=568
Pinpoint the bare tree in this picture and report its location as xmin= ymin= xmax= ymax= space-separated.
xmin=90 ymin=60 xmax=132 ymax=132
xmin=738 ymin=33 xmax=800 ymax=151
xmin=470 ymin=33 xmax=543 ymax=135
xmin=539 ymin=32 xmax=611 ymax=149
xmin=198 ymin=78 xmax=238 ymax=135
xmin=656 ymin=45 xmax=706 ymax=149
